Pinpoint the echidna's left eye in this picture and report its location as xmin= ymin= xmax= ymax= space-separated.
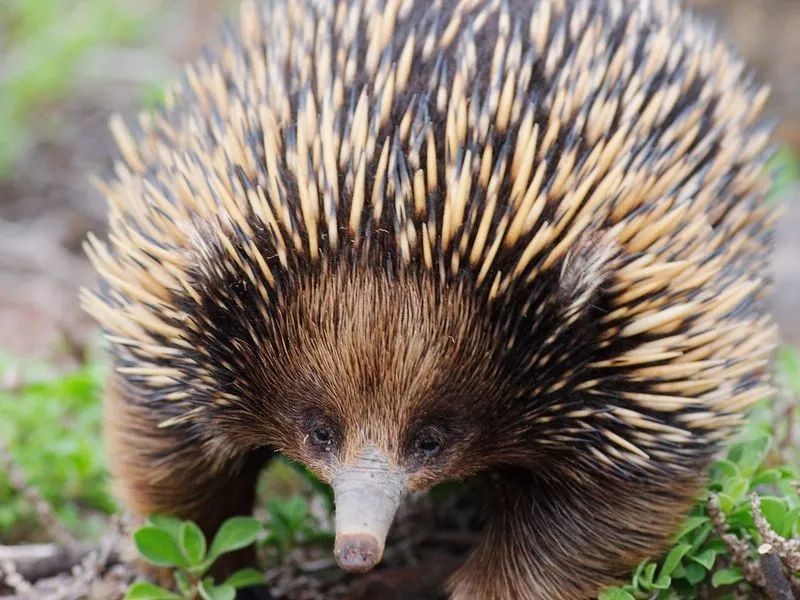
xmin=409 ymin=427 xmax=445 ymax=463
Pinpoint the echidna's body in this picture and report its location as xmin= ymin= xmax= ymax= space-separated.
xmin=85 ymin=0 xmax=777 ymax=597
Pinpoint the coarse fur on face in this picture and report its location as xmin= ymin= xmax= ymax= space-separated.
xmin=195 ymin=268 xmax=508 ymax=488
xmin=173 ymin=250 xmax=629 ymax=488
xmin=86 ymin=0 xmax=778 ymax=597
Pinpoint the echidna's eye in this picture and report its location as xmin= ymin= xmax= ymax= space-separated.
xmin=410 ymin=429 xmax=444 ymax=462
xmin=303 ymin=410 xmax=341 ymax=454
xmin=311 ymin=425 xmax=333 ymax=449
xmin=306 ymin=418 xmax=339 ymax=454
xmin=416 ymin=436 xmax=441 ymax=456
xmin=405 ymin=419 xmax=453 ymax=466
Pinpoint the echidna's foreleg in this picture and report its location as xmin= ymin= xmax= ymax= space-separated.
xmin=104 ymin=376 xmax=270 ymax=574
xmin=447 ymin=469 xmax=702 ymax=599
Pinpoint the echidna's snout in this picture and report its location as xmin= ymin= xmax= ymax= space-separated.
xmin=332 ymin=445 xmax=407 ymax=574
xmin=334 ymin=532 xmax=382 ymax=573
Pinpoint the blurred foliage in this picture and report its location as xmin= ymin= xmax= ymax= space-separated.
xmin=0 ymin=353 xmax=114 ymax=542
xmin=0 ymin=0 xmax=151 ymax=176
xmin=768 ymin=147 xmax=800 ymax=203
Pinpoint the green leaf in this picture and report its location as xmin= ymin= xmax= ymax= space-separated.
xmin=760 ymin=497 xmax=787 ymax=536
xmin=781 ymin=506 xmax=800 ymax=538
xmin=689 ymin=523 xmax=713 ymax=553
xmin=778 ymin=465 xmax=800 ymax=484
xmin=265 ymin=495 xmax=314 ymax=551
xmin=174 ymin=571 xmax=192 ymax=596
xmin=689 ymin=548 xmax=717 ymax=570
xmin=223 ymin=568 xmax=264 ymax=589
xmin=208 ymin=516 xmax=261 ymax=560
xmin=124 ymin=581 xmax=182 ymax=600
xmin=670 ymin=562 xmax=686 ymax=579
xmin=717 ymin=493 xmax=735 ymax=513
xmin=198 ymin=581 xmax=236 ymax=600
xmin=631 ymin=560 xmax=649 ymax=589
xmin=148 ymin=515 xmax=184 ymax=541
xmin=722 ymin=476 xmax=749 ymax=504
xmin=683 ymin=561 xmax=707 ymax=585
xmin=730 ymin=436 xmax=771 ymax=477
xmin=639 ymin=562 xmax=657 ymax=589
xmin=598 ymin=589 xmax=636 ymax=600
xmin=134 ymin=526 xmax=188 ymax=567
xmin=673 ymin=516 xmax=709 ymax=541
xmin=751 ymin=468 xmax=783 ymax=487
xmin=660 ymin=543 xmax=691 ymax=578
xmin=712 ymin=567 xmax=743 ymax=587
xmin=705 ymin=539 xmax=730 ymax=554
xmin=726 ymin=504 xmax=756 ymax=530
xmin=180 ymin=521 xmax=207 ymax=565
xmin=652 ymin=573 xmax=671 ymax=590
xmin=712 ymin=459 xmax=740 ymax=480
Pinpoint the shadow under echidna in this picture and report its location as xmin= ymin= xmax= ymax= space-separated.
xmin=83 ymin=0 xmax=779 ymax=598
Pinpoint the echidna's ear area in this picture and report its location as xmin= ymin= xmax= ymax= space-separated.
xmin=556 ymin=232 xmax=619 ymax=312
xmin=83 ymin=0 xmax=778 ymax=469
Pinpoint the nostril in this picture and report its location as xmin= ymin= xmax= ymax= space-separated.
xmin=334 ymin=533 xmax=383 ymax=574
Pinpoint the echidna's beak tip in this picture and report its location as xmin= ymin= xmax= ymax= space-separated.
xmin=334 ymin=532 xmax=383 ymax=573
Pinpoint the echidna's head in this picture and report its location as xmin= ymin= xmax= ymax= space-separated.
xmin=150 ymin=228 xmax=621 ymax=573
xmin=183 ymin=261 xmax=563 ymax=572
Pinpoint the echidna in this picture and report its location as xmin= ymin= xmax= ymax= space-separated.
xmin=83 ymin=0 xmax=778 ymax=597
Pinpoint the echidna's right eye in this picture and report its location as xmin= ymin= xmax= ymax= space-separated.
xmin=405 ymin=424 xmax=447 ymax=466
xmin=308 ymin=421 xmax=338 ymax=453
xmin=302 ymin=409 xmax=341 ymax=455
xmin=312 ymin=426 xmax=332 ymax=445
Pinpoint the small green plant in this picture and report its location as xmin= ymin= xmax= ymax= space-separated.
xmin=254 ymin=458 xmax=334 ymax=563
xmin=263 ymin=494 xmax=333 ymax=561
xmin=599 ymin=405 xmax=800 ymax=599
xmin=126 ymin=515 xmax=264 ymax=600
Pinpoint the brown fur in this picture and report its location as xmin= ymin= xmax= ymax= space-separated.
xmin=105 ymin=377 xmax=269 ymax=575
xmin=449 ymin=471 xmax=701 ymax=599
xmin=105 ymin=266 xmax=735 ymax=598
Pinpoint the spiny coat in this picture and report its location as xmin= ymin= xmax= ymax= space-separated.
xmin=84 ymin=0 xmax=778 ymax=597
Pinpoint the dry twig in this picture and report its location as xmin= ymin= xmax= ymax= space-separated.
xmin=708 ymin=494 xmax=766 ymax=589
xmin=751 ymin=494 xmax=800 ymax=599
